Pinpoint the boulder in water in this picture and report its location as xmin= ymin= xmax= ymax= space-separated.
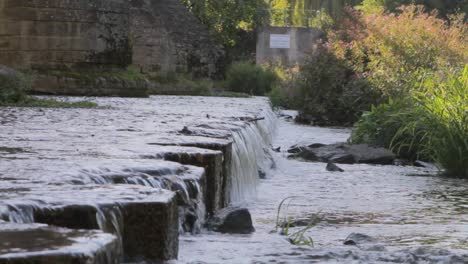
xmin=206 ymin=207 xmax=255 ymax=234
xmin=288 ymin=143 xmax=395 ymax=165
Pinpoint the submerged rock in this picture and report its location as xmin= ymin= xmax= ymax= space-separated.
xmin=326 ymin=162 xmax=344 ymax=172
xmin=343 ymin=233 xmax=376 ymax=246
xmin=288 ymin=143 xmax=395 ymax=165
xmin=206 ymin=207 xmax=255 ymax=234
xmin=414 ymin=160 xmax=439 ymax=170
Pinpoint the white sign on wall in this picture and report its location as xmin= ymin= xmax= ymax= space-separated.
xmin=269 ymin=34 xmax=290 ymax=49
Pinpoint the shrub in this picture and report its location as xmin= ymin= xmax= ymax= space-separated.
xmin=225 ymin=62 xmax=278 ymax=95
xmin=329 ymin=5 xmax=467 ymax=98
xmin=351 ymin=66 xmax=468 ymax=177
xmin=267 ymin=64 xmax=301 ymax=109
xmin=296 ymin=48 xmax=377 ymax=126
xmin=0 ymin=67 xmax=29 ymax=103
xmin=350 ymin=97 xmax=427 ymax=160
xmin=407 ymin=66 xmax=467 ymax=177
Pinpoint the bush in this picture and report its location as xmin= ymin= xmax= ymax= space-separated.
xmin=0 ymin=66 xmax=29 ymax=103
xmin=329 ymin=5 xmax=467 ymax=98
xmin=267 ymin=64 xmax=301 ymax=109
xmin=407 ymin=66 xmax=467 ymax=177
xmin=351 ymin=66 xmax=468 ymax=177
xmin=296 ymin=48 xmax=377 ymax=126
xmin=225 ymin=62 xmax=278 ymax=95
xmin=350 ymin=98 xmax=427 ymax=160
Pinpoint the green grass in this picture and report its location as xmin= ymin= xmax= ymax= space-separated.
xmin=210 ymin=91 xmax=250 ymax=98
xmin=275 ymin=197 xmax=315 ymax=247
xmin=36 ymin=66 xmax=146 ymax=82
xmin=0 ymin=97 xmax=99 ymax=108
xmin=404 ymin=66 xmax=468 ymax=177
xmin=351 ymin=65 xmax=468 ymax=177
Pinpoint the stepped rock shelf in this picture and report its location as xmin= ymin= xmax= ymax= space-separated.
xmin=0 ymin=96 xmax=276 ymax=263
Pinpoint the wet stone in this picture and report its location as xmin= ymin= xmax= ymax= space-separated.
xmin=344 ymin=233 xmax=377 ymax=246
xmin=0 ymin=222 xmax=119 ymax=264
xmin=288 ymin=143 xmax=395 ymax=165
xmin=0 ymin=183 xmax=179 ymax=262
xmin=326 ymin=162 xmax=344 ymax=172
xmin=206 ymin=207 xmax=255 ymax=234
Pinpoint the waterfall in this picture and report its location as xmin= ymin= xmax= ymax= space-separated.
xmin=81 ymin=167 xmax=206 ymax=234
xmin=229 ymin=107 xmax=277 ymax=204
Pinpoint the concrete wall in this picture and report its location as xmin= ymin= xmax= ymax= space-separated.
xmin=0 ymin=0 xmax=131 ymax=69
xmin=256 ymin=26 xmax=323 ymax=66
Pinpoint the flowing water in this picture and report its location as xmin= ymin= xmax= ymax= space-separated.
xmin=2 ymin=96 xmax=468 ymax=263
xmin=178 ymin=111 xmax=468 ymax=264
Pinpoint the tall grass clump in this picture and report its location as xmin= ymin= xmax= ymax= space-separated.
xmin=226 ymin=62 xmax=278 ymax=95
xmin=352 ymin=66 xmax=468 ymax=177
xmin=402 ymin=67 xmax=467 ymax=177
xmin=350 ymin=98 xmax=426 ymax=160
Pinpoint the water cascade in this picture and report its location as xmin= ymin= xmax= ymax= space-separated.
xmin=229 ymin=108 xmax=277 ymax=203
xmin=0 ymin=96 xmax=278 ymax=263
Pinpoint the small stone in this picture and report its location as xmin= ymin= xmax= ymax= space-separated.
xmin=258 ymin=170 xmax=267 ymax=179
xmin=308 ymin=143 xmax=326 ymax=148
xmin=326 ymin=162 xmax=344 ymax=172
xmin=344 ymin=233 xmax=376 ymax=246
xmin=180 ymin=126 xmax=192 ymax=135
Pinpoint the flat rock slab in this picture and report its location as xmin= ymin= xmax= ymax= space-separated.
xmin=0 ymin=222 xmax=118 ymax=264
xmin=0 ymin=183 xmax=179 ymax=262
xmin=289 ymin=143 xmax=395 ymax=165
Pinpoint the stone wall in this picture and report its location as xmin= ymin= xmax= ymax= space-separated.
xmin=0 ymin=0 xmax=223 ymax=95
xmin=130 ymin=0 xmax=223 ymax=78
xmin=0 ymin=0 xmax=131 ymax=69
xmin=256 ymin=26 xmax=323 ymax=66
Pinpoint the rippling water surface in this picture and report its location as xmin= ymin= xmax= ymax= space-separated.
xmin=178 ymin=112 xmax=468 ymax=264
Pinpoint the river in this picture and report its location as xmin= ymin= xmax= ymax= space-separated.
xmin=178 ymin=111 xmax=468 ymax=264
xmin=1 ymin=97 xmax=467 ymax=263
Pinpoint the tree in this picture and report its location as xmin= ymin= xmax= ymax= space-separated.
xmin=181 ymin=0 xmax=270 ymax=48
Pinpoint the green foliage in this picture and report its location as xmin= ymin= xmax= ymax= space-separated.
xmin=350 ymin=98 xmax=427 ymax=160
xmin=211 ymin=91 xmax=251 ymax=98
xmin=41 ymin=66 xmax=146 ymax=82
xmin=0 ymin=97 xmax=99 ymax=108
xmin=358 ymin=0 xmax=467 ymax=18
xmin=296 ymin=48 xmax=377 ymax=125
xmin=329 ymin=5 xmax=467 ymax=99
xmin=288 ymin=224 xmax=315 ymax=246
xmin=181 ymin=0 xmax=269 ymax=48
xmin=352 ymin=66 xmax=468 ymax=177
xmin=267 ymin=64 xmax=301 ymax=109
xmin=226 ymin=62 xmax=278 ymax=95
xmin=268 ymin=0 xmax=362 ymax=26
xmin=407 ymin=66 xmax=468 ymax=177
xmin=275 ymin=197 xmax=315 ymax=247
xmin=0 ymin=71 xmax=29 ymax=103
